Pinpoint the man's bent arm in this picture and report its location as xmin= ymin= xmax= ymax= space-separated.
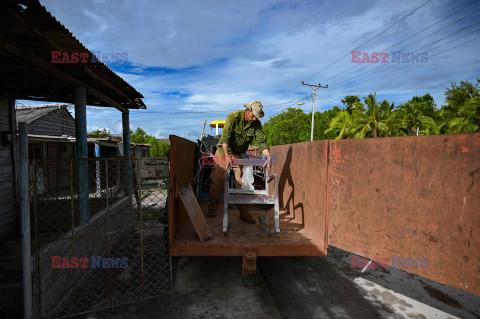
xmin=222 ymin=143 xmax=232 ymax=166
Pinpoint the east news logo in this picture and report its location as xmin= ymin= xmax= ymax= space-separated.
xmin=51 ymin=256 xmax=128 ymax=269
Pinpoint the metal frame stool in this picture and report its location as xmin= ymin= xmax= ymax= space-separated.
xmin=223 ymin=157 xmax=280 ymax=234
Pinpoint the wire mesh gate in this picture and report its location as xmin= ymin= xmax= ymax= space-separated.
xmin=29 ymin=158 xmax=171 ymax=318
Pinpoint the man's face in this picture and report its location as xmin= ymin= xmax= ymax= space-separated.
xmin=245 ymin=109 xmax=257 ymax=123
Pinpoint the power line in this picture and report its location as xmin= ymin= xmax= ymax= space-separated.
xmin=305 ymin=0 xmax=433 ymax=82
xmin=336 ymin=33 xmax=480 ymax=90
xmin=262 ymin=0 xmax=433 ymax=108
xmin=268 ymin=94 xmax=312 ymax=113
xmin=324 ymin=0 xmax=480 ymax=83
xmin=397 ymin=7 xmax=480 ymax=51
xmin=330 ymin=24 xmax=480 ymax=89
xmin=329 ymin=8 xmax=480 ymax=86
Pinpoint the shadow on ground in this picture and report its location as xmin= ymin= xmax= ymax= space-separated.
xmin=2 ymin=240 xmax=480 ymax=319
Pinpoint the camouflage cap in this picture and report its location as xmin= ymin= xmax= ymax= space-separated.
xmin=243 ymin=100 xmax=264 ymax=119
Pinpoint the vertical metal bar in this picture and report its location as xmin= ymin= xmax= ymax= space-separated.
xmin=265 ymin=166 xmax=269 ymax=195
xmin=223 ymin=171 xmax=229 ymax=233
xmin=32 ymin=160 xmax=41 ymax=318
xmin=137 ymin=159 xmax=145 ymax=300
xmin=274 ymin=174 xmax=280 ymax=233
xmin=19 ymin=122 xmax=33 ymax=319
xmin=106 ymin=159 xmax=113 ymax=307
xmin=55 ymin=160 xmax=60 ymax=235
xmin=122 ymin=112 xmax=133 ymax=199
xmin=311 ymin=86 xmax=316 ymax=141
xmin=70 ymin=160 xmax=78 ymax=313
xmin=75 ymin=86 xmax=90 ymax=224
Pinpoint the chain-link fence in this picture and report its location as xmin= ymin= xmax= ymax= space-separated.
xmin=29 ymin=157 xmax=170 ymax=318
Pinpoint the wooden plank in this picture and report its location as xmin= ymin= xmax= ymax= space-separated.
xmin=0 ymin=165 xmax=13 ymax=175
xmin=0 ymin=149 xmax=12 ymax=158
xmin=0 ymin=156 xmax=13 ymax=166
xmin=178 ymin=183 xmax=212 ymax=242
xmin=0 ymin=179 xmax=14 ymax=191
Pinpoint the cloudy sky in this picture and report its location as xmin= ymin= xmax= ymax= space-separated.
xmin=34 ymin=0 xmax=480 ymax=139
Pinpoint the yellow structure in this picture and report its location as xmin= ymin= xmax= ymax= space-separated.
xmin=209 ymin=120 xmax=225 ymax=135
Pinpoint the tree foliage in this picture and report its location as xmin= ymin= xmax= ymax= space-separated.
xmin=262 ymin=107 xmax=341 ymax=146
xmin=88 ymin=128 xmax=113 ymax=138
xmin=130 ymin=127 xmax=170 ymax=158
xmin=262 ymin=79 xmax=479 ymax=145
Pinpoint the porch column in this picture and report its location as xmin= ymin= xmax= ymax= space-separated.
xmin=75 ymin=86 xmax=90 ymax=224
xmin=122 ymin=111 xmax=133 ymax=197
xmin=19 ymin=122 xmax=33 ymax=319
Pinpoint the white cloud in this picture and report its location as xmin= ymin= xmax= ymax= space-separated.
xmin=39 ymin=0 xmax=480 ymax=137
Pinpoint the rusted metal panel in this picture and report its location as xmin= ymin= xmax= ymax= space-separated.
xmin=169 ymin=136 xmax=326 ymax=257
xmin=269 ymin=140 xmax=329 ymax=256
xmin=168 ymin=135 xmax=197 ymax=245
xmin=328 ymin=133 xmax=480 ymax=295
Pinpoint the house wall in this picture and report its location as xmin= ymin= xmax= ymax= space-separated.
xmin=0 ymin=96 xmax=18 ymax=239
xmin=29 ymin=107 xmax=75 ymax=136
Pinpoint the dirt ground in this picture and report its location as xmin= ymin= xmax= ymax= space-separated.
xmin=2 ymin=235 xmax=480 ymax=319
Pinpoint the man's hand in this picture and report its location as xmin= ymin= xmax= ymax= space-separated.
xmin=224 ymin=153 xmax=233 ymax=167
xmin=262 ymin=149 xmax=271 ymax=171
xmin=222 ymin=143 xmax=232 ymax=167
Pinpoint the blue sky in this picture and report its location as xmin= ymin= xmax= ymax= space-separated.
xmin=27 ymin=0 xmax=480 ymax=139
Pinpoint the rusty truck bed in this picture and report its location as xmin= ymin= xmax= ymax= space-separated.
xmin=170 ymin=202 xmax=323 ymax=256
xmin=169 ymin=133 xmax=480 ymax=295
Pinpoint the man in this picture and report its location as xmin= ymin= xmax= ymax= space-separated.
xmin=207 ymin=100 xmax=271 ymax=223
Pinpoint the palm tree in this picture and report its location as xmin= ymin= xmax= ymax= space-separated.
xmin=326 ymin=93 xmax=398 ymax=139
xmin=354 ymin=93 xmax=394 ymax=138
xmin=324 ymin=110 xmax=359 ymax=139
xmin=341 ymin=95 xmax=361 ymax=114
xmin=394 ymin=101 xmax=436 ymax=136
xmin=446 ymin=97 xmax=480 ymax=133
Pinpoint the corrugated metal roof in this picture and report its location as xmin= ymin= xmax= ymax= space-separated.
xmin=0 ymin=0 xmax=146 ymax=109
xmin=16 ymin=104 xmax=70 ymax=124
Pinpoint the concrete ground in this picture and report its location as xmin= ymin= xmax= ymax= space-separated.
xmin=81 ymin=248 xmax=480 ymax=319
xmin=2 ymin=235 xmax=480 ymax=318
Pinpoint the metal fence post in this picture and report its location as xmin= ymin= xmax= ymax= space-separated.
xmin=19 ymin=122 xmax=33 ymax=319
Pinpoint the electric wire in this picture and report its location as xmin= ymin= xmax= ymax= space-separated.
xmin=263 ymin=0 xmax=433 ymax=107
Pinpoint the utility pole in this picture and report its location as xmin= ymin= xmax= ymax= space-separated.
xmin=302 ymin=81 xmax=328 ymax=141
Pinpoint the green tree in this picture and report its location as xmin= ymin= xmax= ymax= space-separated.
xmin=354 ymin=93 xmax=395 ymax=138
xmin=393 ymin=101 xmax=436 ymax=136
xmin=324 ymin=110 xmax=359 ymax=139
xmin=326 ymin=93 xmax=398 ymax=139
xmin=445 ymin=97 xmax=480 ymax=133
xmin=441 ymin=79 xmax=480 ymax=134
xmin=313 ymin=106 xmax=342 ymax=139
xmin=341 ymin=95 xmax=361 ymax=114
xmin=130 ymin=127 xmax=149 ymax=144
xmin=88 ymin=128 xmax=111 ymax=138
xmin=263 ymin=108 xmax=310 ymax=145
xmin=444 ymin=79 xmax=480 ymax=112
xmin=130 ymin=127 xmax=170 ymax=157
